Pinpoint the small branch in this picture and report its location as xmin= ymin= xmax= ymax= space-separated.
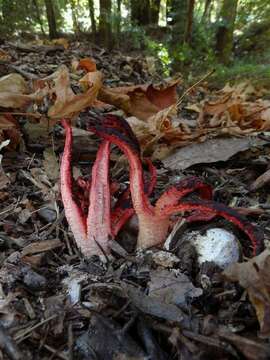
xmin=177 ymin=69 xmax=215 ymax=108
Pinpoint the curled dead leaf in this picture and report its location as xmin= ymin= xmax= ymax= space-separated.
xmin=51 ymin=38 xmax=69 ymax=49
xmin=78 ymin=57 xmax=97 ymax=72
xmin=99 ymin=79 xmax=180 ymax=121
xmin=224 ymin=250 xmax=270 ymax=338
xmin=48 ymin=66 xmax=103 ymax=119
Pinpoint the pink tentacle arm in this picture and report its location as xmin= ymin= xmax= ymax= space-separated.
xmin=86 ymin=115 xmax=170 ymax=249
xmin=86 ymin=115 xmax=264 ymax=256
xmin=156 ymin=176 xmax=213 ymax=211
xmin=161 ymin=200 xmax=264 ymax=256
xmin=61 ymin=119 xmax=87 ymax=251
xmin=60 ymin=119 xmax=111 ymax=257
xmin=111 ymin=158 xmax=157 ymax=236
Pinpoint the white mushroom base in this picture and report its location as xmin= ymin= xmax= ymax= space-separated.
xmin=188 ymin=228 xmax=240 ymax=269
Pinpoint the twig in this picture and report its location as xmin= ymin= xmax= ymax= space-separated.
xmin=43 ymin=344 xmax=69 ymax=360
xmin=177 ymin=69 xmax=215 ymax=107
xmin=15 ymin=314 xmax=58 ymax=343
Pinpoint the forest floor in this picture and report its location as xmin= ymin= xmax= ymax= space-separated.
xmin=0 ymin=39 xmax=270 ymax=360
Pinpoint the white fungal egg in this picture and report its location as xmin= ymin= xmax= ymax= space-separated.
xmin=191 ymin=228 xmax=240 ymax=269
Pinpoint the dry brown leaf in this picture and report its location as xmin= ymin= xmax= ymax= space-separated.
xmin=0 ymin=114 xmax=21 ymax=148
xmin=0 ymin=73 xmax=32 ymax=108
xmin=200 ymin=82 xmax=270 ymax=137
xmin=43 ymin=148 xmax=59 ymax=182
xmin=48 ymin=66 xmax=103 ymax=119
xmin=162 ymin=136 xmax=266 ymax=170
xmin=78 ymin=57 xmax=97 ymax=72
xmin=99 ymin=79 xmax=180 ymax=121
xmin=0 ymin=49 xmax=11 ymax=62
xmin=224 ymin=250 xmax=270 ymax=338
xmin=51 ymin=38 xmax=69 ymax=49
xmin=0 ymin=73 xmax=28 ymax=93
xmin=99 ymin=86 xmax=131 ymax=113
xmin=148 ymin=269 xmax=202 ymax=306
xmin=0 ymin=72 xmax=48 ymax=109
xmin=0 ymin=92 xmax=35 ymax=108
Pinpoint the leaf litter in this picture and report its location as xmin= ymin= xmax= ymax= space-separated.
xmin=0 ymin=40 xmax=270 ymax=359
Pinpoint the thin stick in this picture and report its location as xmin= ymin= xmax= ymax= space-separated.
xmin=15 ymin=314 xmax=58 ymax=343
xmin=177 ymin=69 xmax=215 ymax=107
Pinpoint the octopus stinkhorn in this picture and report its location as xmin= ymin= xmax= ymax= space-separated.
xmin=60 ymin=118 xmax=157 ymax=256
xmin=86 ymin=115 xmax=263 ymax=256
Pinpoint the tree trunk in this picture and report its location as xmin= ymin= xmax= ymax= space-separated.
xmin=150 ymin=0 xmax=161 ymax=25
xmin=131 ymin=0 xmax=151 ymax=26
xmin=88 ymin=0 xmax=96 ymax=36
xmin=167 ymin=0 xmax=189 ymax=38
xmin=2 ymin=0 xmax=16 ymax=33
xmin=44 ymin=0 xmax=57 ymax=39
xmin=167 ymin=0 xmax=189 ymax=70
xmin=215 ymin=0 xmax=238 ymax=64
xmin=116 ymin=0 xmax=121 ymax=37
xmin=184 ymin=0 xmax=195 ymax=43
xmin=99 ymin=0 xmax=112 ymax=48
xmin=201 ymin=0 xmax=211 ymax=23
xmin=70 ymin=0 xmax=80 ymax=35
xmin=33 ymin=0 xmax=45 ymax=35
xmin=167 ymin=0 xmax=188 ymax=27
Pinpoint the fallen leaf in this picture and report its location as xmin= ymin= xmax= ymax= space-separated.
xmin=43 ymin=148 xmax=59 ymax=181
xmin=78 ymin=57 xmax=97 ymax=72
xmin=0 ymin=114 xmax=21 ymax=148
xmin=51 ymin=38 xmax=69 ymax=49
xmin=148 ymin=269 xmax=202 ymax=307
xmin=0 ymin=72 xmax=48 ymax=109
xmin=48 ymin=66 xmax=103 ymax=118
xmin=0 ymin=73 xmax=33 ymax=108
xmin=224 ymin=249 xmax=270 ymax=338
xmin=125 ymin=283 xmax=188 ymax=325
xmin=0 ymin=73 xmax=28 ymax=94
xmin=23 ymin=121 xmax=52 ymax=142
xmin=0 ymin=49 xmax=11 ymax=62
xmin=162 ymin=136 xmax=267 ymax=171
xmin=99 ymin=79 xmax=180 ymax=121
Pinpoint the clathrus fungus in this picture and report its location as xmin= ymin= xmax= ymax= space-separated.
xmin=86 ymin=115 xmax=263 ymax=256
xmin=60 ymin=118 xmax=157 ymax=257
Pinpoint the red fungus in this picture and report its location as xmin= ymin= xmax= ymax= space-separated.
xmin=111 ymin=158 xmax=157 ymax=236
xmin=60 ymin=118 xmax=157 ymax=257
xmin=61 ymin=119 xmax=111 ymax=256
xmin=87 ymin=115 xmax=263 ymax=256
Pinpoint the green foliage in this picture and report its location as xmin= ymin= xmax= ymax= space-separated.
xmin=120 ymin=21 xmax=147 ymax=50
xmin=145 ymin=38 xmax=170 ymax=75
xmin=211 ymin=61 xmax=270 ymax=88
xmin=0 ymin=0 xmax=38 ymax=35
xmin=0 ymin=0 xmax=269 ymax=88
xmin=164 ymin=14 xmax=217 ymax=73
xmin=237 ymin=0 xmax=270 ymax=29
